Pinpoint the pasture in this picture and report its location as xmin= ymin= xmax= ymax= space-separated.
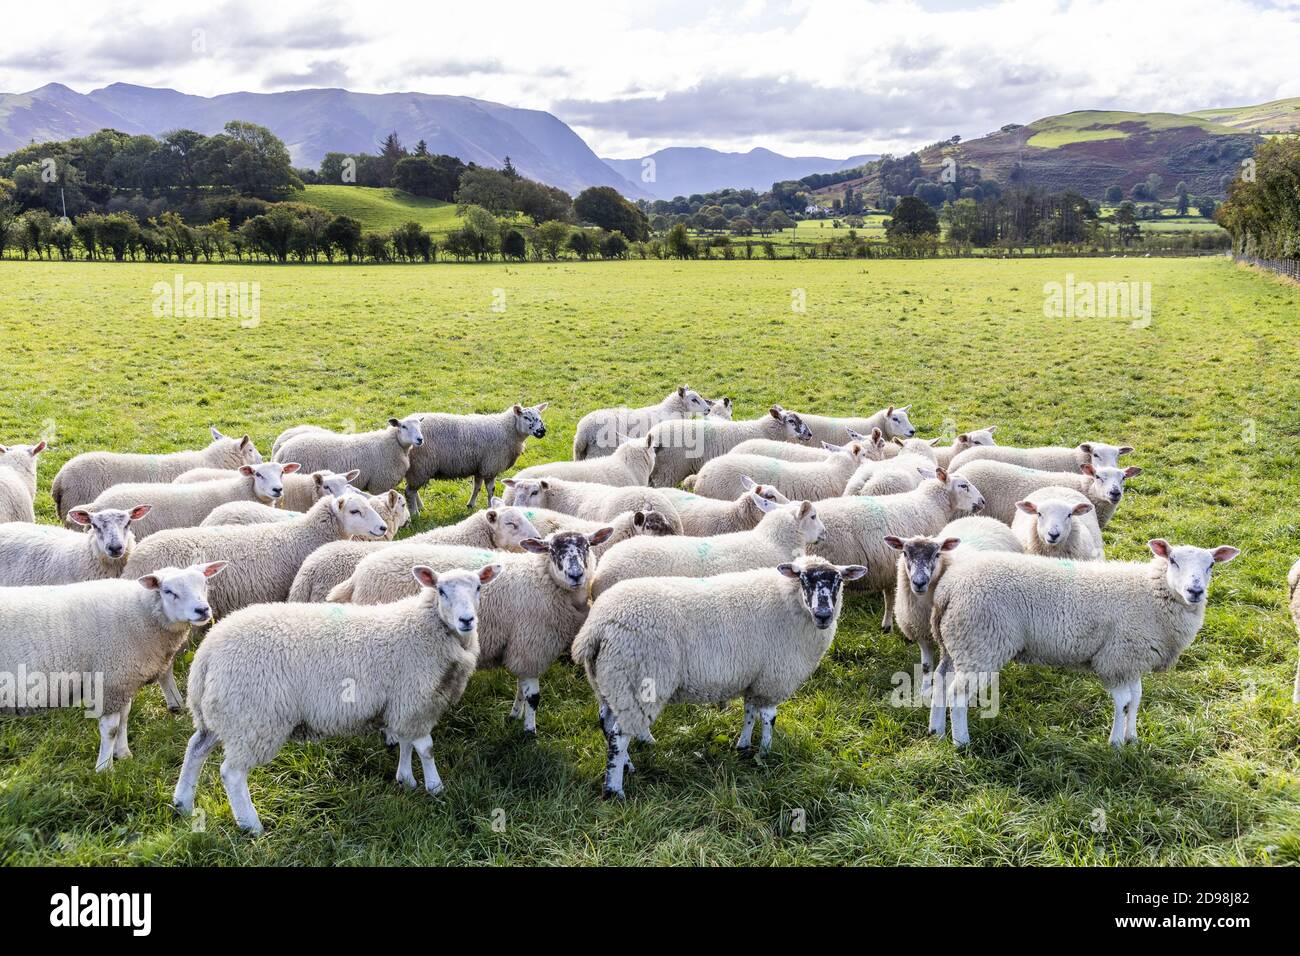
xmin=300 ymin=185 xmax=463 ymax=236
xmin=0 ymin=256 xmax=1297 ymax=865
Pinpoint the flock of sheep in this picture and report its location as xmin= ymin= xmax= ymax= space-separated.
xmin=0 ymin=383 xmax=1286 ymax=834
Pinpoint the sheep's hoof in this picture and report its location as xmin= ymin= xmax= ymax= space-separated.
xmin=881 ymin=623 xmax=893 ymax=634
xmin=601 ymin=787 xmax=625 ymax=801
xmin=426 ymin=783 xmax=444 ymax=797
xmin=115 ymin=749 xmax=133 ymax=761
xmin=396 ymin=775 xmax=418 ymax=789
xmin=167 ymin=705 xmax=183 ymax=715
xmin=521 ymin=728 xmax=538 ymax=741
xmin=171 ymin=800 xmax=192 ymax=816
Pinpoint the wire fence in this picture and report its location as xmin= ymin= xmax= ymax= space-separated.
xmin=1234 ymin=253 xmax=1300 ymax=281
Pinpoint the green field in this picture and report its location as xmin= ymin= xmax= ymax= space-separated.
xmin=1024 ymin=110 xmax=1240 ymax=149
xmin=300 ymin=185 xmax=463 ymax=235
xmin=1 ymin=257 xmax=1298 ymax=865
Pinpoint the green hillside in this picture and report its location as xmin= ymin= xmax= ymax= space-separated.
xmin=1025 ymin=110 xmax=1238 ymax=148
xmin=1191 ymin=97 xmax=1300 ymax=134
xmin=301 ymin=185 xmax=463 ymax=235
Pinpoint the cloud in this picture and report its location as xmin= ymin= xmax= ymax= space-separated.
xmin=263 ymin=58 xmax=352 ymax=89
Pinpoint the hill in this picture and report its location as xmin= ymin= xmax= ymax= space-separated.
xmin=299 ymin=186 xmax=462 ymax=235
xmin=602 ymin=146 xmax=878 ymax=199
xmin=1190 ymin=96 xmax=1300 ymax=134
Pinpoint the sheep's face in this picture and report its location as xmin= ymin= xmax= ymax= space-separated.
xmin=883 ymin=405 xmax=917 ymax=439
xmin=388 ymin=415 xmax=425 ymax=448
xmin=678 ymin=387 xmax=712 ymax=415
xmin=1150 ymin=540 xmax=1239 ymax=606
xmin=0 ymin=440 xmax=45 ymax=483
xmin=242 ymin=461 xmax=298 ymax=502
xmin=956 ymin=426 xmax=997 ymax=452
xmin=521 ymin=529 xmax=613 ymax=592
xmin=1078 ymin=441 xmax=1133 ymax=469
xmin=415 ymin=564 xmax=500 ymax=635
xmin=1083 ymin=463 xmax=1142 ymax=505
xmin=1017 ymin=497 xmax=1093 ymax=549
xmin=770 ymin=406 xmax=813 ymax=443
xmin=706 ymin=397 xmax=733 ymax=420
xmin=372 ymin=491 xmax=410 ymax=538
xmin=616 ymin=434 xmax=657 ymax=476
xmin=211 ymin=428 xmax=263 ymax=466
xmin=334 ymin=493 xmax=388 ymax=539
xmin=632 ymin=509 xmax=676 ymax=536
xmin=67 ymin=505 xmax=149 ymax=562
xmin=502 ymin=478 xmax=545 ymax=508
xmin=140 ymin=562 xmax=225 ymax=626
xmin=485 ymin=506 xmax=541 ymax=550
xmin=793 ymin=501 xmax=827 ymax=544
xmin=313 ymin=469 xmax=360 ymax=501
xmin=849 ymin=428 xmax=888 ymax=460
xmin=937 ymin=469 xmax=985 ymax=515
xmin=885 ymin=534 xmax=960 ymax=595
xmin=514 ymin=403 xmax=548 ymax=438
xmin=777 ymin=559 xmax=868 ymax=629
xmin=897 ymin=437 xmax=940 ymax=462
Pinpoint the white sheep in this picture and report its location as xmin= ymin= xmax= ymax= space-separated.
xmin=928 ymin=540 xmax=1240 ymax=746
xmin=686 ymin=441 xmax=874 ymax=501
xmin=500 ymin=476 xmax=684 ymax=533
xmin=286 ymin=501 xmax=539 ymax=603
xmin=658 ymin=479 xmax=791 ymax=535
xmin=404 ymin=402 xmax=549 ymax=513
xmin=953 ymin=459 xmax=1141 ymax=526
xmin=51 ymin=428 xmax=261 ymax=520
xmin=330 ymin=529 xmax=613 ymax=736
xmin=729 ymin=427 xmax=884 ymax=463
xmin=0 ymin=562 xmax=226 ymax=769
xmin=809 ymin=469 xmax=987 ymax=632
xmin=84 ymin=462 xmax=300 ymax=538
xmin=572 ymin=386 xmax=712 ymax=459
xmin=948 ymin=440 xmax=1134 ymax=473
xmin=518 ymin=505 xmax=676 ymax=554
xmin=929 ymin=426 xmax=998 ymax=469
xmin=590 ymin=497 xmax=825 ymax=599
xmin=514 ymin=434 xmax=656 ymax=486
xmin=706 ymin=397 xmax=734 ymax=420
xmin=646 ymin=405 xmax=813 ymax=487
xmin=273 ymin=416 xmax=424 ymax=494
xmin=843 ymin=439 xmax=941 ymax=496
xmin=0 ymin=504 xmax=151 ymax=585
xmin=795 ymin=405 xmax=917 ymax=447
xmin=0 ymin=440 xmax=48 ymax=523
xmin=572 ymin=557 xmax=867 ymax=798
xmin=173 ymin=564 xmax=498 ymax=833
xmin=1011 ymin=486 xmax=1104 ymax=560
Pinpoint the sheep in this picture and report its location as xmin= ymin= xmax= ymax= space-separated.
xmin=1011 ymin=486 xmax=1104 ymax=560
xmin=403 ymin=402 xmax=549 ymax=514
xmin=927 ymin=540 xmax=1240 ymax=746
xmin=930 ymin=426 xmax=998 ymax=469
xmin=646 ymin=405 xmax=813 ymax=487
xmin=730 ymin=427 xmax=884 ymax=463
xmin=886 ymin=516 xmax=1023 ymax=697
xmin=572 ymin=386 xmax=712 ymax=459
xmin=0 ymin=440 xmax=47 ymax=523
xmin=686 ymin=441 xmax=874 ymax=502
xmin=83 ymin=462 xmax=300 ymax=539
xmin=795 ymin=405 xmax=917 ymax=447
xmin=843 ymin=439 xmax=941 ymax=496
xmin=329 ymin=529 xmax=612 ymax=736
xmin=572 ymin=557 xmax=867 ymax=798
xmin=948 ymin=440 xmax=1134 ymax=473
xmin=177 ymin=466 xmax=360 ymax=513
xmin=658 ymin=478 xmax=791 ymax=535
xmin=0 ymin=504 xmax=151 ymax=586
xmin=706 ymin=397 xmax=734 ymax=420
xmin=515 ymin=434 xmax=656 ymax=486
xmin=51 ymin=428 xmax=261 ymax=520
xmin=591 ymin=497 xmax=825 ymax=599
xmin=173 ymin=564 xmax=498 ymax=833
xmin=809 ymin=469 xmax=987 ymax=632
xmin=500 ymin=476 xmax=684 ymax=533
xmin=1290 ymin=559 xmax=1300 ymax=704
xmin=272 ymin=415 xmax=424 ymax=494
xmin=0 ymin=562 xmax=226 ymax=770
xmin=518 ymin=506 xmax=675 ymax=554
xmin=200 ymin=488 xmax=405 ymax=537
xmin=952 ymin=459 xmax=1141 ymax=526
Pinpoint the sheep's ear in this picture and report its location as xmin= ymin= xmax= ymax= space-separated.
xmin=797 ymin=501 xmax=813 ymax=518
xmin=928 ymin=437 xmax=941 ymax=447
xmin=883 ymin=535 xmax=905 ymax=551
xmin=1016 ymin=500 xmax=1037 ymax=515
xmin=502 ymin=478 xmax=516 ymax=487
xmin=1148 ymin=539 xmax=1171 ymax=559
xmin=940 ymin=537 xmax=961 ymax=552
xmin=412 ymin=565 xmax=438 ymax=589
xmin=539 ymin=480 xmax=550 ymax=490
xmin=821 ymin=441 xmax=840 ymax=451
xmin=345 ymin=469 xmax=361 ymax=481
xmin=1211 ymin=546 xmax=1240 ymax=564
xmin=1123 ymin=466 xmax=1143 ymax=478
xmin=239 ymin=465 xmax=256 ymax=476
xmin=1080 ymin=462 xmax=1097 ymax=477
xmin=935 ymin=467 xmax=949 ymax=483
xmin=0 ymin=445 xmax=6 ymax=454
xmin=1079 ymin=442 xmax=1093 ymax=454
xmin=588 ymin=527 xmax=616 ymax=546
xmin=892 ymin=437 xmax=905 ymax=447
xmin=838 ymin=564 xmax=869 ymax=581
xmin=210 ymin=426 xmax=224 ymax=440
xmin=282 ymin=462 xmax=301 ymax=475
xmin=128 ymin=504 xmax=152 ymax=521
xmin=632 ymin=511 xmax=646 ymax=528
xmin=534 ymin=402 xmax=548 ymax=412
xmin=738 ymin=475 xmax=757 ymax=491
xmin=645 ymin=433 xmax=654 ymax=447
xmin=985 ymin=425 xmax=997 ymax=434
xmin=678 ymin=385 xmax=687 ymax=397
xmin=67 ymin=509 xmax=93 ymax=526
xmin=899 ymin=405 xmax=911 ymax=412
xmin=336 ymin=498 xmax=347 ymax=512
xmin=387 ymin=418 xmax=401 ymax=428
xmin=201 ymin=561 xmax=228 ymax=579
xmin=721 ymin=398 xmax=732 ymax=408
xmin=387 ymin=490 xmax=401 ymax=508
xmin=485 ymin=509 xmax=498 ymax=524
xmin=871 ymin=428 xmax=883 ymax=442
xmin=750 ymin=492 xmax=779 ymax=512
xmin=489 ymin=495 xmax=504 ymax=507
xmin=776 ymin=563 xmax=800 ymax=579
xmin=769 ymin=406 xmax=782 ymax=420
xmin=957 ymin=433 xmax=970 ymax=443
xmin=239 ymin=435 xmax=251 ymax=450
xmin=849 ymin=442 xmax=863 ymax=456
xmin=313 ymin=473 xmax=326 ymax=488
xmin=519 ymin=538 xmax=550 ymax=554
xmin=1071 ymin=502 xmax=1094 ymax=516
xmin=1119 ymin=446 xmax=1134 ymax=456
xmin=886 ymin=405 xmax=895 ymax=415
xmin=30 ymin=441 xmax=46 ymax=456
xmin=138 ymin=574 xmax=162 ymax=590
xmin=513 ymin=404 xmax=523 ymax=415
xmin=478 ymin=563 xmax=503 ymax=584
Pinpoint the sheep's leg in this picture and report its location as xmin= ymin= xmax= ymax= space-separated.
xmin=173 ymin=730 xmax=219 ymax=813
xmin=948 ymin=671 xmax=971 ymax=747
xmin=599 ymin=697 xmax=634 ymax=772
xmin=158 ymin=658 xmax=184 ymax=713
xmin=1107 ymin=685 xmax=1133 ymax=748
xmin=395 ymin=740 xmax=417 ymax=788
xmin=881 ymin=588 xmax=894 ymax=633
xmin=509 ymin=680 xmax=525 ymax=720
xmin=220 ymin=759 xmax=263 ymax=835
xmin=928 ymin=656 xmax=952 ymax=736
xmin=467 ymin=477 xmax=483 ymax=509
xmin=758 ymin=706 xmax=778 ymax=754
xmin=603 ymin=719 xmax=631 ymax=800
xmin=596 ymin=698 xmax=609 ymax=730
xmin=736 ymin=701 xmax=757 ymax=750
xmin=520 ymin=677 xmax=541 ymax=735
xmin=1124 ymin=679 xmax=1143 ymax=743
xmin=404 ymin=484 xmax=423 ymax=518
xmin=95 ymin=712 xmax=122 ymax=772
xmin=113 ymin=700 xmax=133 ymax=759
xmin=918 ymin=639 xmax=937 ymax=701
xmin=413 ymin=735 xmax=443 ymax=794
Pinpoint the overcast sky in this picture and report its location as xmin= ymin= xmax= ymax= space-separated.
xmin=3 ymin=0 xmax=1298 ymax=159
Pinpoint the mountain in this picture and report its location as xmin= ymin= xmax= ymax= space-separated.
xmin=1189 ymin=97 xmax=1300 ymax=134
xmin=812 ymin=109 xmax=1261 ymax=202
xmin=601 ymin=146 xmax=879 ymax=199
xmin=0 ymin=82 xmax=651 ymax=199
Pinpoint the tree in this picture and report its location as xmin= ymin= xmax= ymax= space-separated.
xmin=567 ymin=229 xmax=598 ymax=260
xmin=511 ymin=178 xmax=574 ymax=224
xmin=599 ymin=231 xmax=628 ymax=259
xmin=1196 ymin=196 xmax=1217 ymax=220
xmin=666 ymin=222 xmax=693 ymax=258
xmin=573 ymin=186 xmax=649 ymax=240
xmin=766 ymin=210 xmax=794 ymax=232
xmin=325 ymin=215 xmax=363 ymax=262
xmin=730 ymin=217 xmax=753 ymax=236
xmin=532 ymin=220 xmax=570 ymax=260
xmin=912 ymin=181 xmax=946 ymax=207
xmin=1175 ymin=181 xmax=1190 ymax=215
xmin=1113 ymin=201 xmax=1141 ymax=246
xmin=501 ymin=228 xmax=527 ymax=260
xmin=376 ymin=132 xmax=408 ymax=186
xmin=460 ymin=204 xmax=500 ymax=259
xmin=1105 ymin=185 xmax=1124 ymax=204
xmin=455 ymin=167 xmax=517 ymax=215
xmin=200 ymin=121 xmax=303 ymax=199
xmin=885 ymin=196 xmax=939 ymax=239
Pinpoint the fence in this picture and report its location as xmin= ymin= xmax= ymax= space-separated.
xmin=1234 ymin=253 xmax=1300 ymax=281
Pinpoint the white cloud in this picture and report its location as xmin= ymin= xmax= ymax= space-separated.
xmin=0 ymin=0 xmax=1296 ymax=158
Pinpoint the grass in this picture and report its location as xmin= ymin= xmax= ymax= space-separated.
xmin=300 ymin=185 xmax=463 ymax=236
xmin=1 ymin=256 xmax=1298 ymax=865
xmin=1024 ymin=110 xmax=1240 ymax=149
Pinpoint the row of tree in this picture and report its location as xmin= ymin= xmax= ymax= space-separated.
xmin=1217 ymin=137 xmax=1300 ymax=259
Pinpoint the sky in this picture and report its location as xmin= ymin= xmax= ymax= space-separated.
xmin=2 ymin=0 xmax=1298 ymax=159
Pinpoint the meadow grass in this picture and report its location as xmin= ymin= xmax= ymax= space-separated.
xmin=0 ymin=256 xmax=1297 ymax=865
xmin=300 ymin=185 xmax=463 ymax=235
